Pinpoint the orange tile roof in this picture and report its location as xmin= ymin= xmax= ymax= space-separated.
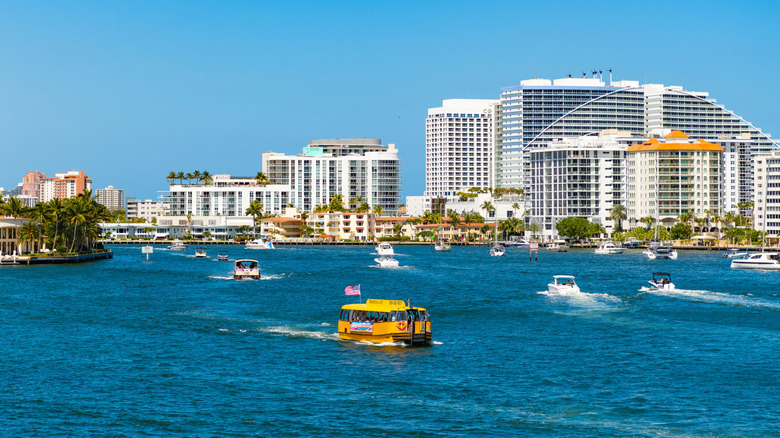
xmin=627 ymin=136 xmax=724 ymax=152
xmin=665 ymin=130 xmax=689 ymax=139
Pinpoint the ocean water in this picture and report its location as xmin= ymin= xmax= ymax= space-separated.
xmin=2 ymin=244 xmax=780 ymax=437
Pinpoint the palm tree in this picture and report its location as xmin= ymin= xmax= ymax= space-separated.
xmin=166 ymin=171 xmax=177 ymax=185
xmin=328 ymin=194 xmax=346 ymax=213
xmin=185 ymin=172 xmax=194 ymax=185
xmin=192 ymin=170 xmax=202 ymax=185
xmin=66 ymin=200 xmax=88 ymax=252
xmin=201 ymin=171 xmax=213 ymax=185
xmin=372 ymin=205 xmax=383 ymax=215
xmin=17 ymin=221 xmax=39 ymax=253
xmin=313 ymin=204 xmax=328 ymax=214
xmin=447 ymin=210 xmax=461 ymax=234
xmin=393 ymin=221 xmax=404 ymax=238
xmin=245 ymin=200 xmax=264 ymax=237
xmin=481 ymin=201 xmax=495 ymax=218
xmin=28 ymin=202 xmax=51 ymax=251
xmin=48 ymin=198 xmax=65 ymax=251
xmin=349 ymin=196 xmax=364 ymax=211
xmin=1 ymin=197 xmax=30 ymax=252
xmin=609 ymin=204 xmax=627 ymax=232
xmin=255 ymin=171 xmax=269 ymax=186
xmin=641 ymin=216 xmax=654 ymax=230
xmin=355 ymin=202 xmax=370 ymax=213
xmin=176 ymin=171 xmax=185 ymax=184
xmin=512 ymin=203 xmax=521 ymax=218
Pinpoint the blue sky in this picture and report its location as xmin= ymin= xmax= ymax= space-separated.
xmin=1 ymin=0 xmax=778 ymax=200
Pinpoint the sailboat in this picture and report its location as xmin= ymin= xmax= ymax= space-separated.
xmin=490 ymin=218 xmax=505 ymax=257
xmin=433 ymin=225 xmax=451 ymax=252
xmin=643 ymin=203 xmax=677 ymax=260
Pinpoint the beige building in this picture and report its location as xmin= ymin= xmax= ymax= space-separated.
xmin=627 ymin=131 xmax=723 ymax=226
xmin=39 ymin=170 xmax=92 ymax=202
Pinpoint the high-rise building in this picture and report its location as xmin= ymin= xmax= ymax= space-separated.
xmin=21 ymin=171 xmax=45 ymax=200
xmin=497 ymin=76 xmax=777 ymax=210
xmin=425 ymin=99 xmax=499 ymax=197
xmin=753 ymin=151 xmax=780 ymax=237
xmin=96 ymin=185 xmax=125 ymax=211
xmin=39 ymin=170 xmax=92 ymax=203
xmin=627 ymin=131 xmax=724 ymax=225
xmin=527 ymin=130 xmax=637 ymax=239
xmin=126 ymin=198 xmax=165 ymax=222
xmin=263 ymin=138 xmax=401 ymax=214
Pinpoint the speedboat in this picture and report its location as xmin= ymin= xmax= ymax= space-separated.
xmin=730 ymin=252 xmax=780 ymax=270
xmin=547 ymin=275 xmax=580 ymax=294
xmin=234 ymin=259 xmax=260 ymax=280
xmin=375 ymin=255 xmax=399 ymax=268
xmin=595 ymin=241 xmax=625 ymax=255
xmin=721 ymin=248 xmax=749 ymax=259
xmin=547 ymin=239 xmax=569 ymax=252
xmin=648 ymin=272 xmax=675 ymax=290
xmin=246 ymin=236 xmax=275 ymax=249
xmin=375 ymin=242 xmax=395 ymax=256
xmin=168 ymin=239 xmax=187 ymax=251
xmin=643 ymin=243 xmax=678 ymax=260
xmin=194 ymin=247 xmax=207 ymax=258
xmin=433 ymin=240 xmax=451 ymax=252
xmin=490 ymin=244 xmax=505 ymax=257
xmin=217 ymin=250 xmax=229 ymax=261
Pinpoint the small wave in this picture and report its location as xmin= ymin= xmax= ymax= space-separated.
xmin=371 ymin=265 xmax=413 ymax=269
xmin=260 ymin=326 xmax=339 ymax=341
xmin=432 ymin=341 xmax=444 ymax=345
xmin=645 ymin=288 xmax=780 ymax=310
xmin=320 ymin=322 xmax=332 ymax=327
xmin=208 ymin=275 xmax=234 ymax=280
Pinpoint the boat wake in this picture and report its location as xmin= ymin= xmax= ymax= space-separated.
xmin=208 ymin=273 xmax=287 ymax=280
xmin=538 ymin=290 xmax=622 ymax=312
xmin=260 ymin=325 xmax=340 ymax=342
xmin=640 ymin=287 xmax=780 ymax=310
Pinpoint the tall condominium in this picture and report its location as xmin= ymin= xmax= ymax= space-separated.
xmin=527 ymin=131 xmax=636 ymax=239
xmin=497 ymin=76 xmax=777 ymax=210
xmin=96 ymin=185 xmax=125 ymax=211
xmin=753 ymin=151 xmax=780 ymax=237
xmin=627 ymin=131 xmax=724 ymax=223
xmin=262 ymin=138 xmax=401 ymax=214
xmin=126 ymin=198 xmax=164 ymax=222
xmin=39 ymin=170 xmax=92 ymax=203
xmin=425 ymin=99 xmax=499 ymax=197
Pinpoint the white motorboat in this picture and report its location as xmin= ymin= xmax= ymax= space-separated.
xmin=595 ymin=241 xmax=625 ymax=255
xmin=246 ymin=236 xmax=275 ymax=250
xmin=730 ymin=252 xmax=780 ymax=270
xmin=547 ymin=239 xmax=569 ymax=252
xmin=194 ymin=247 xmax=207 ymax=258
xmin=547 ymin=275 xmax=581 ymax=294
xmin=648 ymin=272 xmax=675 ymax=290
xmin=168 ymin=239 xmax=187 ymax=251
xmin=234 ymin=259 xmax=260 ymax=280
xmin=217 ymin=250 xmax=229 ymax=261
xmin=374 ymin=255 xmax=399 ymax=268
xmin=502 ymin=238 xmax=530 ymax=248
xmin=721 ymin=248 xmax=749 ymax=259
xmin=375 ymin=242 xmax=394 ymax=256
xmin=434 ymin=240 xmax=451 ymax=252
xmin=643 ymin=243 xmax=678 ymax=260
xmin=490 ymin=244 xmax=505 ymax=257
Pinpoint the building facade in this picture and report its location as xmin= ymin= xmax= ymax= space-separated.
xmin=97 ymin=185 xmax=125 ymax=211
xmin=425 ymin=99 xmax=499 ymax=197
xmin=39 ymin=170 xmax=92 ymax=203
xmin=263 ymin=138 xmax=401 ymax=214
xmin=527 ymin=131 xmax=635 ymax=239
xmin=127 ymin=198 xmax=164 ymax=222
xmin=627 ymin=131 xmax=724 ymax=226
xmin=753 ymin=151 xmax=780 ymax=237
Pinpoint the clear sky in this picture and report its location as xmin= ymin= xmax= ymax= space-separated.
xmin=1 ymin=0 xmax=778 ymax=201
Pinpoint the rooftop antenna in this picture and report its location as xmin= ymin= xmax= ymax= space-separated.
xmin=599 ymin=70 xmax=603 ymax=81
xmin=582 ymin=71 xmax=586 ymax=78
xmin=608 ymin=68 xmax=613 ymax=84
xmin=568 ymin=73 xmax=572 ymax=78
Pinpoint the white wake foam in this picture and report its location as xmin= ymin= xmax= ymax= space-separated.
xmin=260 ymin=325 xmax=340 ymax=341
xmin=644 ymin=288 xmax=780 ymax=310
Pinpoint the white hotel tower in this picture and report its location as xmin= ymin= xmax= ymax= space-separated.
xmin=425 ymin=99 xmax=499 ymax=197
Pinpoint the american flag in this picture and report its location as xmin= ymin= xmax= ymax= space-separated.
xmin=345 ymin=284 xmax=361 ymax=296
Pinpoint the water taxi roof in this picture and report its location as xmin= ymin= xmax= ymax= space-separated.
xmin=553 ymin=275 xmax=575 ymax=279
xmin=341 ymin=299 xmax=426 ymax=312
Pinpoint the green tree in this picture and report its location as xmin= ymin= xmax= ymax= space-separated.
xmin=17 ymin=221 xmax=40 ymax=253
xmin=192 ymin=170 xmax=202 ymax=185
xmin=166 ymin=171 xmax=177 ymax=185
xmin=609 ymin=204 xmax=627 ymax=232
xmin=176 ymin=171 xmax=185 ymax=184
xmin=328 ymin=194 xmax=346 ymax=213
xmin=372 ymin=204 xmax=383 ymax=215
xmin=255 ymin=171 xmax=269 ymax=186
xmin=201 ymin=171 xmax=213 ymax=185
xmin=556 ymin=217 xmax=592 ymax=241
xmin=670 ymin=222 xmax=693 ymax=240
xmin=245 ymin=200 xmax=264 ymax=237
xmin=641 ymin=216 xmax=654 ymax=230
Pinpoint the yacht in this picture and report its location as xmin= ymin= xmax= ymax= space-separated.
xmin=547 ymin=275 xmax=580 ymax=294
xmin=375 ymin=255 xmax=400 ymax=268
xmin=375 ymin=242 xmax=394 ymax=256
xmin=648 ymin=272 xmax=675 ymax=290
xmin=730 ymin=253 xmax=780 ymax=270
xmin=721 ymin=248 xmax=749 ymax=259
xmin=547 ymin=239 xmax=569 ymax=252
xmin=194 ymin=247 xmax=207 ymax=258
xmin=234 ymin=259 xmax=261 ymax=280
xmin=217 ymin=250 xmax=229 ymax=261
xmin=502 ymin=238 xmax=530 ymax=248
xmin=595 ymin=241 xmax=625 ymax=255
xmin=246 ymin=236 xmax=275 ymax=250
xmin=643 ymin=243 xmax=678 ymax=260
xmin=167 ymin=239 xmax=187 ymax=251
xmin=490 ymin=244 xmax=505 ymax=257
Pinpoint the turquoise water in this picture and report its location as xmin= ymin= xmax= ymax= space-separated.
xmin=2 ymin=244 xmax=780 ymax=436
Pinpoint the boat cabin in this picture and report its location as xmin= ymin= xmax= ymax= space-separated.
xmin=234 ymin=259 xmax=260 ymax=280
xmin=338 ymin=299 xmax=431 ymax=346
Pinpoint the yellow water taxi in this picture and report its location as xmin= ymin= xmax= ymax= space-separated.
xmin=338 ymin=299 xmax=432 ymax=345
